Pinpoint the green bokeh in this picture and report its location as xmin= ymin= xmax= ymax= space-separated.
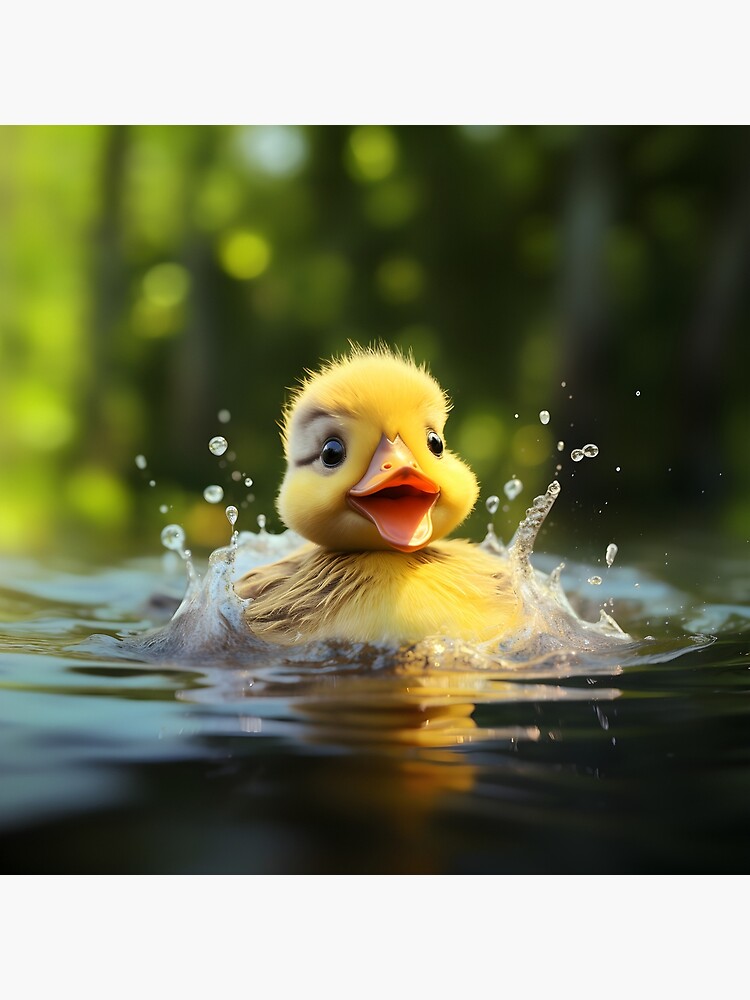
xmin=1 ymin=125 xmax=748 ymax=557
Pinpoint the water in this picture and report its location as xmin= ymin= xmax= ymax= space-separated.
xmin=208 ymin=436 xmax=229 ymax=457
xmin=503 ymin=478 xmax=523 ymax=501
xmin=1 ymin=510 xmax=748 ymax=873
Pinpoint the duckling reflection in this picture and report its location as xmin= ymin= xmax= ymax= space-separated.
xmin=179 ymin=658 xmax=623 ymax=854
xmin=205 ymin=665 xmax=548 ymax=834
xmin=283 ymin=665 xmax=545 ymax=749
xmin=187 ymin=642 xmax=588 ymax=752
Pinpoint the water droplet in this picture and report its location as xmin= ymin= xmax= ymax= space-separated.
xmin=539 ymin=409 xmax=550 ymax=425
xmin=159 ymin=504 xmax=169 ymax=514
xmin=244 ymin=477 xmax=253 ymax=487
xmin=148 ymin=479 xmax=156 ymax=487
xmin=135 ymin=454 xmax=147 ymax=470
xmin=231 ymin=470 xmax=242 ymax=481
xmin=218 ymin=409 xmax=231 ymax=424
xmin=561 ymin=381 xmax=567 ymax=388
xmin=635 ymin=390 xmax=641 ymax=397
xmin=225 ymin=505 xmax=239 ymax=527
xmin=547 ymin=480 xmax=561 ymax=497
xmin=571 ymin=449 xmax=584 ymax=462
xmin=556 ymin=440 xmax=564 ymax=452
xmin=588 ymin=575 xmax=602 ymax=586
xmin=257 ymin=513 xmax=267 ymax=531
xmin=583 ymin=443 xmax=599 ymax=458
xmin=160 ymin=524 xmax=185 ymax=553
xmin=209 ymin=436 xmax=228 ymax=456
xmin=485 ymin=495 xmax=500 ymax=515
xmin=514 ymin=413 xmax=519 ymax=420
xmin=504 ymin=478 xmax=523 ymax=501
xmin=203 ymin=485 xmax=224 ymax=503
xmin=606 ymin=542 xmax=618 ymax=567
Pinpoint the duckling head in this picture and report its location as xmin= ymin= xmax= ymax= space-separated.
xmin=276 ymin=345 xmax=479 ymax=552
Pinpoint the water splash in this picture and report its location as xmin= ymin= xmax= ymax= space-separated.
xmin=160 ymin=523 xmax=184 ymax=552
xmin=508 ymin=480 xmax=560 ymax=574
xmin=126 ymin=470 xmax=719 ymax=677
xmin=225 ymin=506 xmax=240 ymax=551
xmin=503 ymin=478 xmax=523 ymax=501
xmin=160 ymin=523 xmax=198 ymax=586
xmin=209 ymin=436 xmax=228 ymax=456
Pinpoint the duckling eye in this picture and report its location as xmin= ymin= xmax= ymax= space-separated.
xmin=320 ymin=437 xmax=346 ymax=468
xmin=426 ymin=430 xmax=444 ymax=458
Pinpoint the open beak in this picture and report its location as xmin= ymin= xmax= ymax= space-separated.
xmin=347 ymin=435 xmax=440 ymax=552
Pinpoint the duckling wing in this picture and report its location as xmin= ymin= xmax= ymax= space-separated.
xmin=234 ymin=544 xmax=314 ymax=601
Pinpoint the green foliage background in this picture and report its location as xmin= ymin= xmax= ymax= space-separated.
xmin=2 ymin=125 xmax=748 ymax=557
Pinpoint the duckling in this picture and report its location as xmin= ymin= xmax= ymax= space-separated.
xmin=235 ymin=345 xmax=521 ymax=646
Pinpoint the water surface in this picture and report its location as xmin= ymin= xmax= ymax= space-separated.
xmin=1 ymin=531 xmax=748 ymax=873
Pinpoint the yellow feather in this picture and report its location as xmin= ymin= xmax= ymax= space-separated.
xmin=236 ymin=344 xmax=517 ymax=646
xmin=239 ymin=540 xmax=520 ymax=646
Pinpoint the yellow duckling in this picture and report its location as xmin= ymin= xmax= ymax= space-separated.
xmin=235 ymin=345 xmax=521 ymax=646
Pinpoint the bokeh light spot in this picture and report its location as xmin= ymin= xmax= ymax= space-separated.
xmin=184 ymin=497 xmax=231 ymax=547
xmin=236 ymin=126 xmax=308 ymax=177
xmin=218 ymin=230 xmax=272 ymax=280
xmin=511 ymin=425 xmax=553 ymax=467
xmin=142 ymin=262 xmax=191 ymax=308
xmin=193 ymin=170 xmax=245 ymax=231
xmin=346 ymin=126 xmax=398 ymax=182
xmin=65 ymin=466 xmax=131 ymax=528
xmin=518 ymin=326 xmax=557 ymax=386
xmin=376 ymin=255 xmax=425 ymax=304
xmin=132 ymin=298 xmax=181 ymax=339
xmin=6 ymin=385 xmax=75 ymax=451
xmin=364 ymin=178 xmax=419 ymax=228
xmin=459 ymin=125 xmax=504 ymax=143
xmin=455 ymin=411 xmax=507 ymax=465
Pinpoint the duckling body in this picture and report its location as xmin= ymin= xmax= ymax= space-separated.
xmin=235 ymin=345 xmax=521 ymax=647
xmin=237 ymin=539 xmax=520 ymax=646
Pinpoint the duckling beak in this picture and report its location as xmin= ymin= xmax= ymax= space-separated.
xmin=348 ymin=435 xmax=440 ymax=552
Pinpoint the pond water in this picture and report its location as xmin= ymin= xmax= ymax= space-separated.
xmin=1 ymin=527 xmax=748 ymax=874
